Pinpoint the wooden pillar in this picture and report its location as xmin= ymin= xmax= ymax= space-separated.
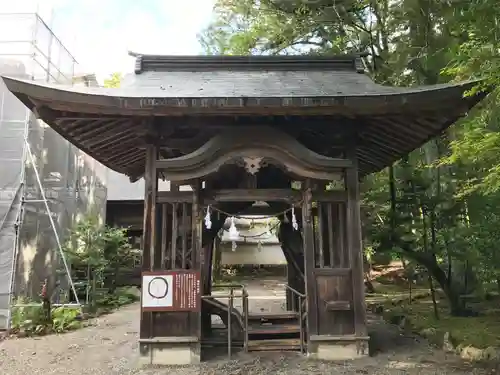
xmin=139 ymin=144 xmax=158 ymax=350
xmin=138 ymin=149 xmax=201 ymax=366
xmin=306 ymin=159 xmax=369 ymax=360
xmin=302 ymin=181 xmax=318 ymax=335
xmin=345 ymin=148 xmax=368 ymax=351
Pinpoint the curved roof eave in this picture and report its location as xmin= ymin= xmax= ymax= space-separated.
xmin=0 ymin=75 xmax=490 ymax=181
xmin=0 ymin=75 xmax=485 ymax=116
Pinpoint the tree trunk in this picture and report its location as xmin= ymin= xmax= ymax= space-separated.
xmin=400 ymin=245 xmax=464 ymax=315
xmin=365 ymin=278 xmax=376 ymax=294
xmin=428 ymin=273 xmax=439 ymax=320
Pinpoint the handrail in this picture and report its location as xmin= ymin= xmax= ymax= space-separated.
xmin=212 ymin=283 xmax=245 ymax=290
xmin=204 ymin=283 xmax=306 ymax=356
xmin=242 ymin=288 xmax=249 ymax=352
xmin=283 ymin=284 xmax=305 ymax=298
xmin=282 ymin=284 xmax=306 ymax=354
xmin=228 ymin=288 xmax=233 ymax=358
xmin=201 ymin=283 xmax=249 ymax=359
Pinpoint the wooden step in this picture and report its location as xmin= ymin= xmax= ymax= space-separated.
xmin=248 ymin=323 xmax=301 ymax=335
xmin=248 ymin=311 xmax=299 ymax=323
xmin=248 ymin=338 xmax=302 ymax=351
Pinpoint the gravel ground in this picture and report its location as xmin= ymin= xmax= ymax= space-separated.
xmin=0 ymin=280 xmax=493 ymax=375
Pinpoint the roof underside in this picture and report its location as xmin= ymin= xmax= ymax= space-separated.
xmin=1 ymin=54 xmax=488 ymax=181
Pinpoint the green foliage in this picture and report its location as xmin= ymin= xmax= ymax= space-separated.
xmin=93 ymin=287 xmax=140 ymax=310
xmin=63 ymin=214 xmax=140 ymax=303
xmin=51 ymin=307 xmax=83 ymax=333
xmin=9 ymin=286 xmax=139 ymax=337
xmin=10 ymin=298 xmax=83 ymax=336
xmin=103 ymin=72 xmax=122 ymax=88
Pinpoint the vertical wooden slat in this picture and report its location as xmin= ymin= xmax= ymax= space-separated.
xmin=345 ymin=149 xmax=368 ymax=338
xmin=330 ymin=203 xmax=342 ymax=268
xmin=161 ymin=204 xmax=168 ymax=268
xmin=338 ymin=204 xmax=346 ymax=268
xmin=312 ymin=208 xmax=318 ymax=268
xmin=154 ymin=204 xmax=163 ymax=269
xmin=192 ymin=180 xmax=202 ymax=268
xmin=191 ymin=180 xmax=202 ymax=340
xmin=171 ymin=203 xmax=178 ymax=269
xmin=302 ymin=180 xmax=318 ymax=336
xmin=326 ymin=203 xmax=334 ymax=268
xmin=317 ymin=203 xmax=325 ymax=268
xmin=148 ymin=146 xmax=158 ymax=271
xmin=182 ymin=202 xmax=188 ymax=269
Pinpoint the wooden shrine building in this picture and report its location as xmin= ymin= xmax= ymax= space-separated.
xmin=2 ymin=54 xmax=487 ymax=365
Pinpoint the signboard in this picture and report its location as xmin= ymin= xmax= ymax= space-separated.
xmin=141 ymin=270 xmax=201 ymax=312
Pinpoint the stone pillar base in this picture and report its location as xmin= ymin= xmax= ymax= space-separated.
xmin=138 ymin=338 xmax=200 ymax=366
xmin=307 ymin=335 xmax=369 ymax=361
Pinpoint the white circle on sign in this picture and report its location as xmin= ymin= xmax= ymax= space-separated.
xmin=148 ymin=277 xmax=169 ymax=299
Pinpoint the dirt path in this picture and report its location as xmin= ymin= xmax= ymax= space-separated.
xmin=0 ymin=300 xmax=491 ymax=375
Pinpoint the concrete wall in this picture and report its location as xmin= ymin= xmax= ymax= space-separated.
xmin=107 ymin=170 xmax=196 ymax=200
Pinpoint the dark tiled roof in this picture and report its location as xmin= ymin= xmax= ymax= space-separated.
xmin=0 ymin=54 xmax=490 ymax=180
xmin=120 ymin=69 xmax=401 ymax=97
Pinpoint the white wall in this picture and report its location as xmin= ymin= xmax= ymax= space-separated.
xmin=219 ymin=217 xmax=285 ymax=265
xmin=220 ymin=243 xmax=286 ymax=265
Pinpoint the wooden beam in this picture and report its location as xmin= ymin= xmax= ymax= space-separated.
xmin=106 ymin=198 xmax=333 ymax=217
xmin=309 ymin=334 xmax=370 ymax=342
xmin=156 ymin=189 xmax=348 ymax=205
xmin=157 ymin=188 xmax=303 ymax=204
xmin=157 ymin=191 xmax=194 ymax=203
xmin=206 ymin=189 xmax=301 ymax=202
xmin=313 ymin=190 xmax=347 ymax=202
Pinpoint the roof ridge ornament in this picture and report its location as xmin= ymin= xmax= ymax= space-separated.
xmin=126 ymin=54 xmax=365 ymax=73
xmin=129 ymin=51 xmax=144 ymax=74
xmin=135 ymin=55 xmax=143 ymax=74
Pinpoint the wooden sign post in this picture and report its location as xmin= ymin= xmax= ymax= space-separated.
xmin=141 ymin=270 xmax=201 ymax=312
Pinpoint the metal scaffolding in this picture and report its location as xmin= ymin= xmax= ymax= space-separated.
xmin=0 ymin=13 xmax=108 ymax=329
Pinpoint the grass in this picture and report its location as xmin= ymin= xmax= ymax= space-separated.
xmin=371 ymin=278 xmax=500 ymax=349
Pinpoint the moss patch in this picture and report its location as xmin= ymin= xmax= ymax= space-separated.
xmin=376 ymin=287 xmax=500 ymax=349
